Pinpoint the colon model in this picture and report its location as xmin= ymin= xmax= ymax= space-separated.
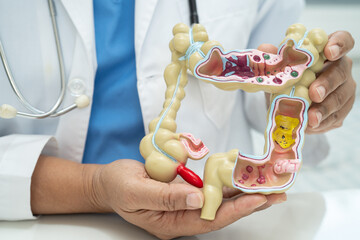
xmin=139 ymin=23 xmax=328 ymax=220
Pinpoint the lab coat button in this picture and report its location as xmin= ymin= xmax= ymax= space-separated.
xmin=68 ymin=78 xmax=86 ymax=96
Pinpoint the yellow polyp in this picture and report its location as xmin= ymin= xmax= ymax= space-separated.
xmin=272 ymin=115 xmax=300 ymax=149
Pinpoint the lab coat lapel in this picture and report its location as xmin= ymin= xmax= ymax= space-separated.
xmin=134 ymin=0 xmax=159 ymax=70
xmin=60 ymin=0 xmax=96 ymax=69
xmin=54 ymin=0 xmax=95 ymax=163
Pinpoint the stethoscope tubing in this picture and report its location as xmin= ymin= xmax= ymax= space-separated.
xmin=188 ymin=0 xmax=199 ymax=24
xmin=0 ymin=0 xmax=198 ymax=119
xmin=0 ymin=0 xmax=73 ymax=119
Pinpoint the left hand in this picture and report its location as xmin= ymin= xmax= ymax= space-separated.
xmin=307 ymin=31 xmax=356 ymax=134
xmin=92 ymin=160 xmax=286 ymax=239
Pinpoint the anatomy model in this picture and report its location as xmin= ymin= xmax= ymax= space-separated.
xmin=140 ymin=23 xmax=328 ymax=220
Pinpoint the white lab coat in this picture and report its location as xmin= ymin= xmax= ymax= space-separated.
xmin=0 ymin=0 xmax=329 ymax=220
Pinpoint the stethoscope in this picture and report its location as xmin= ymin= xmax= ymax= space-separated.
xmin=0 ymin=0 xmax=89 ymax=119
xmin=0 ymin=0 xmax=198 ymax=120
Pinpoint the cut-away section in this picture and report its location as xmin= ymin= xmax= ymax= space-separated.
xmin=232 ymin=97 xmax=307 ymax=192
xmin=195 ymin=40 xmax=312 ymax=88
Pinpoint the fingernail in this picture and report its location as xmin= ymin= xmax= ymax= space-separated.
xmin=329 ymin=45 xmax=340 ymax=59
xmin=253 ymin=197 xmax=268 ymax=208
xmin=274 ymin=198 xmax=286 ymax=204
xmin=273 ymin=194 xmax=287 ymax=204
xmin=186 ymin=193 xmax=203 ymax=209
xmin=315 ymin=111 xmax=322 ymax=128
xmin=316 ymin=86 xmax=326 ymax=101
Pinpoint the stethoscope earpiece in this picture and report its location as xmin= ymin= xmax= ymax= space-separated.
xmin=0 ymin=104 xmax=17 ymax=119
xmin=75 ymin=95 xmax=90 ymax=109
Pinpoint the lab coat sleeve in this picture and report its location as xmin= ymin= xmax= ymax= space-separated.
xmin=244 ymin=0 xmax=329 ymax=164
xmin=0 ymin=134 xmax=57 ymax=220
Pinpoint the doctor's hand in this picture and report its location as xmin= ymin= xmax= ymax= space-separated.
xmin=90 ymin=159 xmax=286 ymax=239
xmin=307 ymin=31 xmax=356 ymax=133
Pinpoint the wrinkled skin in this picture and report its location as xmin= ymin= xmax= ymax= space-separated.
xmin=307 ymin=31 xmax=356 ymax=133
xmin=91 ymin=160 xmax=286 ymax=239
xmin=262 ymin=31 xmax=356 ymax=134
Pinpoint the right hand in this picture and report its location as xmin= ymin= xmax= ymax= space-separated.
xmin=89 ymin=159 xmax=286 ymax=239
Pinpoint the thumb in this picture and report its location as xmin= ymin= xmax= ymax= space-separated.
xmin=139 ymin=180 xmax=204 ymax=211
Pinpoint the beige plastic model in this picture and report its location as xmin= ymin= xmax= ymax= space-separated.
xmin=139 ymin=23 xmax=328 ymax=220
xmin=139 ymin=24 xmax=215 ymax=188
xmin=198 ymin=24 xmax=327 ymax=220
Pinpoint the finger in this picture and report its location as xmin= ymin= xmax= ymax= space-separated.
xmin=222 ymin=186 xmax=242 ymax=198
xmin=126 ymin=194 xmax=270 ymax=239
xmin=254 ymin=193 xmax=287 ymax=211
xmin=201 ymin=194 xmax=268 ymax=231
xmin=308 ymin=76 xmax=355 ymax=128
xmin=307 ymin=95 xmax=355 ymax=134
xmin=172 ymin=176 xmax=188 ymax=184
xmin=257 ymin=43 xmax=278 ymax=54
xmin=135 ymin=179 xmax=204 ymax=211
xmin=309 ymin=57 xmax=352 ymax=103
xmin=324 ymin=31 xmax=355 ymax=61
xmin=119 ymin=160 xmax=203 ymax=212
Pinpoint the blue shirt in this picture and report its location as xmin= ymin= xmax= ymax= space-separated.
xmin=82 ymin=0 xmax=145 ymax=164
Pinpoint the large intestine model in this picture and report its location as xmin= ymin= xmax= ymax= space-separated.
xmin=139 ymin=23 xmax=328 ymax=220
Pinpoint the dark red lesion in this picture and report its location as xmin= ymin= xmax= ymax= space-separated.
xmin=236 ymin=164 xmax=269 ymax=186
xmin=242 ymin=173 xmax=249 ymax=180
xmin=236 ymin=162 xmax=273 ymax=188
xmin=273 ymin=77 xmax=283 ymax=84
xmin=220 ymin=56 xmax=255 ymax=78
xmin=256 ymin=165 xmax=266 ymax=184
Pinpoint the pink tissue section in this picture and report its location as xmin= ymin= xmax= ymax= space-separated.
xmin=273 ymin=159 xmax=300 ymax=174
xmin=195 ymin=42 xmax=312 ymax=88
xmin=180 ymin=133 xmax=209 ymax=160
xmin=232 ymin=97 xmax=307 ymax=191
